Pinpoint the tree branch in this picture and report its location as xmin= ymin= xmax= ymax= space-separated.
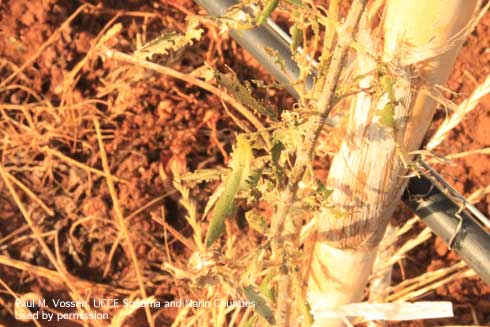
xmin=271 ymin=1 xmax=368 ymax=326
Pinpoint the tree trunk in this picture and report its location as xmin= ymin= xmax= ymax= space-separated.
xmin=307 ymin=1 xmax=479 ymax=325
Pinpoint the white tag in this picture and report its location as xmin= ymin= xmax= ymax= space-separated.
xmin=312 ymin=301 xmax=453 ymax=321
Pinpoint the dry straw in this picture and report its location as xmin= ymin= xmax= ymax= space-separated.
xmin=428 ymin=74 xmax=490 ymax=150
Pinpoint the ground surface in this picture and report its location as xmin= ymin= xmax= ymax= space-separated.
xmin=0 ymin=0 xmax=489 ymax=326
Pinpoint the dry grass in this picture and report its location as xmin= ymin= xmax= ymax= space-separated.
xmin=0 ymin=0 xmax=269 ymax=325
xmin=428 ymin=73 xmax=490 ymax=150
xmin=0 ymin=1 xmax=489 ymax=326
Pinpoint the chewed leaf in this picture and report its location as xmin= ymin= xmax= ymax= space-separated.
xmin=205 ymin=135 xmax=253 ymax=247
xmin=215 ymin=70 xmax=277 ymax=120
xmin=244 ymin=285 xmax=275 ymax=325
xmin=245 ymin=211 xmax=266 ymax=234
xmin=191 ymin=64 xmax=215 ymax=82
xmin=134 ymin=18 xmax=203 ymax=60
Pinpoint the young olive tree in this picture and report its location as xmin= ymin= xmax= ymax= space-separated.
xmin=141 ymin=0 xmax=482 ymax=326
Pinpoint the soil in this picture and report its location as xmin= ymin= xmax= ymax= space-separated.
xmin=0 ymin=0 xmax=489 ymax=326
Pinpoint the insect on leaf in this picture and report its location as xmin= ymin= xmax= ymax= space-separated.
xmin=205 ymin=135 xmax=253 ymax=247
xmin=244 ymin=285 xmax=275 ymax=325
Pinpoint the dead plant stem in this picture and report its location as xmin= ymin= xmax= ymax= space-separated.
xmin=41 ymin=146 xmax=128 ymax=184
xmin=0 ymin=254 xmax=132 ymax=295
xmin=103 ymin=49 xmax=270 ymax=147
xmin=4 ymin=170 xmax=54 ymax=216
xmin=93 ymin=117 xmax=155 ymax=327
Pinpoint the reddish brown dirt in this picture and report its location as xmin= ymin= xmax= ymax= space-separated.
xmin=0 ymin=0 xmax=489 ymax=326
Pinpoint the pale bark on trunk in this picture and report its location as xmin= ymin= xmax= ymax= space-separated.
xmin=307 ymin=1 xmax=479 ymax=326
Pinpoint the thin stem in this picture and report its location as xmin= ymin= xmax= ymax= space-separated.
xmin=271 ymin=0 xmax=368 ymax=244
xmin=93 ymin=117 xmax=155 ymax=327
xmin=271 ymin=1 xmax=368 ymax=326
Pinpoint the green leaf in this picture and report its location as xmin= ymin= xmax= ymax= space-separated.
xmin=205 ymin=135 xmax=253 ymax=247
xmin=259 ymin=271 xmax=275 ymax=302
xmin=381 ymin=75 xmax=395 ymax=102
xmin=244 ymin=285 xmax=275 ymax=325
xmin=271 ymin=140 xmax=285 ymax=186
xmin=247 ymin=168 xmax=263 ymax=188
xmin=203 ymin=184 xmax=224 ymax=219
xmin=287 ymin=0 xmax=304 ymax=8
xmin=376 ymin=73 xmax=398 ymax=129
xmin=377 ymin=102 xmax=395 ymax=128
xmin=290 ymin=23 xmax=303 ymax=53
xmin=245 ymin=211 xmax=267 ymax=234
xmin=316 ymin=179 xmax=333 ymax=200
xmin=256 ymin=0 xmax=279 ymax=25
xmin=271 ymin=141 xmax=285 ymax=164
